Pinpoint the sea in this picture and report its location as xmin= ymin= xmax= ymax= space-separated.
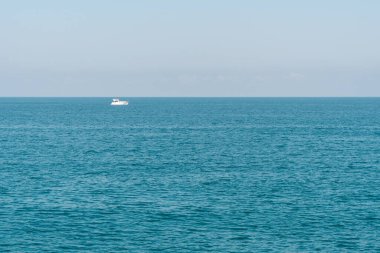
xmin=0 ymin=98 xmax=379 ymax=252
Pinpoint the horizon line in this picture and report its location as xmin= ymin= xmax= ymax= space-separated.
xmin=1 ymin=96 xmax=380 ymax=98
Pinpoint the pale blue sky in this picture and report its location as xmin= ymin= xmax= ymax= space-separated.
xmin=1 ymin=0 xmax=379 ymax=96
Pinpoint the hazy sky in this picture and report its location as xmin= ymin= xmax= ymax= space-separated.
xmin=1 ymin=0 xmax=379 ymax=96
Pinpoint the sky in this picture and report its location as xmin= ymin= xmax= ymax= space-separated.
xmin=1 ymin=0 xmax=379 ymax=97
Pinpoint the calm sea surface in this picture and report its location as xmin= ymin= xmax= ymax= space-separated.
xmin=0 ymin=98 xmax=379 ymax=252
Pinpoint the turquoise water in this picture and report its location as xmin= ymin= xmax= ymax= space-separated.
xmin=0 ymin=98 xmax=379 ymax=252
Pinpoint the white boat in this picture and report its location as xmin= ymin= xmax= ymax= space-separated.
xmin=111 ymin=98 xmax=128 ymax=106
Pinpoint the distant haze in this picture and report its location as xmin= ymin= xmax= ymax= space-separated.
xmin=1 ymin=0 xmax=380 ymax=97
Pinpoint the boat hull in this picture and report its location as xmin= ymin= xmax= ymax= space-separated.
xmin=111 ymin=101 xmax=129 ymax=106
